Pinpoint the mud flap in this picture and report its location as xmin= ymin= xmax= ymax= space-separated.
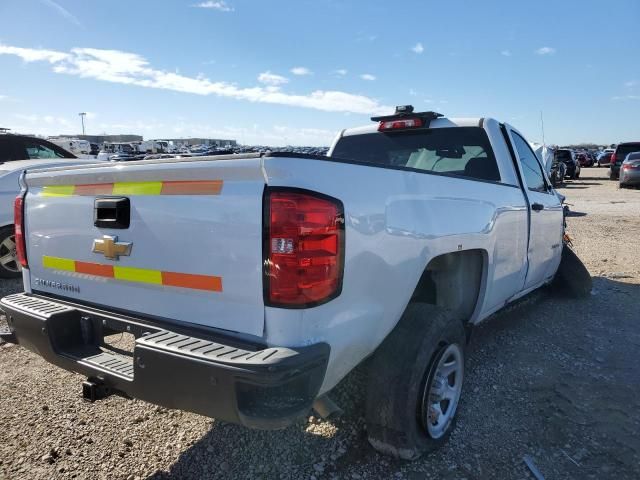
xmin=552 ymin=245 xmax=592 ymax=298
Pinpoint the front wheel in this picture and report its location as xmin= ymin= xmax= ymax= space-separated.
xmin=365 ymin=303 xmax=466 ymax=459
xmin=551 ymin=244 xmax=592 ymax=298
xmin=0 ymin=226 xmax=22 ymax=279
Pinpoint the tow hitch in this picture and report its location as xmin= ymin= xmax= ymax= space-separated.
xmin=82 ymin=379 xmax=112 ymax=402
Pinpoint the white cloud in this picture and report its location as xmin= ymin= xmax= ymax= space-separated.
xmin=411 ymin=42 xmax=424 ymax=54
xmin=290 ymin=67 xmax=312 ymax=76
xmin=501 ymin=50 xmax=512 ymax=57
xmin=257 ymin=71 xmax=289 ymax=86
xmin=409 ymin=89 xmax=417 ymax=97
xmin=0 ymin=95 xmax=7 ymax=101
xmin=332 ymin=69 xmax=347 ymax=77
xmin=0 ymin=44 xmax=392 ymax=115
xmin=0 ymin=44 xmax=69 ymax=63
xmin=360 ymin=73 xmax=376 ymax=81
xmin=192 ymin=1 xmax=233 ymax=11
xmin=535 ymin=47 xmax=556 ymax=56
xmin=41 ymin=0 xmax=82 ymax=27
xmin=612 ymin=95 xmax=640 ymax=101
xmin=624 ymin=80 xmax=637 ymax=88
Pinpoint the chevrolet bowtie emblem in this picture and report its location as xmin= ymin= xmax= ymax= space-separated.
xmin=92 ymin=235 xmax=132 ymax=260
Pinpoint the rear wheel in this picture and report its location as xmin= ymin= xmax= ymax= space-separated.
xmin=0 ymin=226 xmax=21 ymax=279
xmin=365 ymin=303 xmax=466 ymax=459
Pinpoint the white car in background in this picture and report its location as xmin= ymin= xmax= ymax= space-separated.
xmin=0 ymin=134 xmax=101 ymax=277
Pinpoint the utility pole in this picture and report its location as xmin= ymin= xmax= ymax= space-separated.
xmin=78 ymin=112 xmax=87 ymax=136
xmin=540 ymin=111 xmax=546 ymax=147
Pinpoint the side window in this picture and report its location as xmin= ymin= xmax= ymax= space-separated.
xmin=21 ymin=140 xmax=66 ymax=159
xmin=511 ymin=132 xmax=547 ymax=192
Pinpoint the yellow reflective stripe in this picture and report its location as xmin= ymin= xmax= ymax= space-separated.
xmin=42 ymin=255 xmax=76 ymax=271
xmin=112 ymin=181 xmax=163 ymax=196
xmin=113 ymin=266 xmax=162 ymax=285
xmin=41 ymin=185 xmax=75 ymax=197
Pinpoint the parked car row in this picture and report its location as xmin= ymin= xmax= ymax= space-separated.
xmin=0 ymin=133 xmax=101 ymax=277
xmin=612 ymin=142 xmax=640 ymax=187
xmin=549 ymin=143 xmax=640 ymax=188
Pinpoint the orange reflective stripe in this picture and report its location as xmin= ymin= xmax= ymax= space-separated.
xmin=75 ymin=261 xmax=114 ymax=277
xmin=161 ymin=271 xmax=222 ymax=292
xmin=74 ymin=183 xmax=114 ymax=196
xmin=160 ymin=180 xmax=223 ymax=195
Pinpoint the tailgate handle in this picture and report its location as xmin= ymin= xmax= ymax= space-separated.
xmin=94 ymin=197 xmax=130 ymax=229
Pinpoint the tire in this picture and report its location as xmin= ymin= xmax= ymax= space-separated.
xmin=0 ymin=226 xmax=22 ymax=279
xmin=365 ymin=303 xmax=466 ymax=460
xmin=551 ymin=244 xmax=592 ymax=298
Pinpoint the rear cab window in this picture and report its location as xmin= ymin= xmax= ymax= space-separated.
xmin=21 ymin=139 xmax=68 ymax=159
xmin=330 ymin=127 xmax=502 ymax=183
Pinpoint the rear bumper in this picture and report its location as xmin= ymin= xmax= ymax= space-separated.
xmin=0 ymin=293 xmax=329 ymax=429
xmin=620 ymin=170 xmax=640 ymax=185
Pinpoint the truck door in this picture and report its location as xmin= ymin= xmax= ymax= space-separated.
xmin=506 ymin=127 xmax=563 ymax=290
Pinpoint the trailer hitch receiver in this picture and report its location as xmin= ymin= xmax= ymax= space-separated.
xmin=82 ymin=379 xmax=111 ymax=402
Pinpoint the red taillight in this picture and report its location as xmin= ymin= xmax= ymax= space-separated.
xmin=611 ymin=153 xmax=617 ymax=165
xmin=14 ymin=194 xmax=27 ymax=268
xmin=265 ymin=189 xmax=344 ymax=307
xmin=378 ymin=118 xmax=423 ymax=131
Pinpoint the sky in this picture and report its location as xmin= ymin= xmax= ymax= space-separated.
xmin=0 ymin=0 xmax=639 ymax=146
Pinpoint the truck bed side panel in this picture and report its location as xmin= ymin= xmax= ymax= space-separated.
xmin=262 ymin=156 xmax=529 ymax=393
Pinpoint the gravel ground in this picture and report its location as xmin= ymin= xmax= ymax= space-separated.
xmin=1 ymin=167 xmax=639 ymax=480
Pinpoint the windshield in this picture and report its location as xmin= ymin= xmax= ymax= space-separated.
xmin=331 ymin=127 xmax=500 ymax=182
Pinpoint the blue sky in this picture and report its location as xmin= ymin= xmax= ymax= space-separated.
xmin=0 ymin=0 xmax=639 ymax=146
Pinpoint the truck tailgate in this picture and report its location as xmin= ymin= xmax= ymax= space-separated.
xmin=22 ymin=157 xmax=266 ymax=337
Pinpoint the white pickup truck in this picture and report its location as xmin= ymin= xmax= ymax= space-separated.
xmin=0 ymin=106 xmax=587 ymax=459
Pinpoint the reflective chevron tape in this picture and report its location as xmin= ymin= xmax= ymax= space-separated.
xmin=42 ymin=255 xmax=222 ymax=292
xmin=41 ymin=180 xmax=223 ymax=197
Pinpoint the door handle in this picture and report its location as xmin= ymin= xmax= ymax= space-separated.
xmin=531 ymin=203 xmax=544 ymax=211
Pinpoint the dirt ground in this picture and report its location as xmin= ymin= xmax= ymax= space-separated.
xmin=1 ymin=167 xmax=639 ymax=480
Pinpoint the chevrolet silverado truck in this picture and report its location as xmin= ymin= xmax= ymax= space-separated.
xmin=0 ymin=106 xmax=587 ymax=459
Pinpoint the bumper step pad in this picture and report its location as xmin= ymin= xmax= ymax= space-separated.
xmin=0 ymin=293 xmax=329 ymax=429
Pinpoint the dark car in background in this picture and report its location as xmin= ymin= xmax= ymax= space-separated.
xmin=575 ymin=152 xmax=593 ymax=167
xmin=619 ymin=152 xmax=640 ymax=188
xmin=555 ymin=149 xmax=580 ymax=179
xmin=597 ymin=150 xmax=613 ymax=167
xmin=610 ymin=142 xmax=640 ymax=179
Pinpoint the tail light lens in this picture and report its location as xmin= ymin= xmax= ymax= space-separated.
xmin=13 ymin=193 xmax=27 ymax=268
xmin=611 ymin=153 xmax=617 ymax=165
xmin=264 ymin=189 xmax=344 ymax=307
